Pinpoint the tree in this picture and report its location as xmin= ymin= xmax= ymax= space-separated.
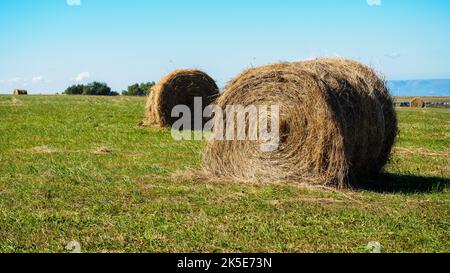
xmin=82 ymin=82 xmax=112 ymax=96
xmin=122 ymin=82 xmax=155 ymax=96
xmin=64 ymin=84 xmax=84 ymax=95
xmin=139 ymin=82 xmax=155 ymax=96
xmin=123 ymin=83 xmax=140 ymax=96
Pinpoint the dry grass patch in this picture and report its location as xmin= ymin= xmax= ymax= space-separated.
xmin=29 ymin=146 xmax=59 ymax=154
xmin=92 ymin=147 xmax=113 ymax=155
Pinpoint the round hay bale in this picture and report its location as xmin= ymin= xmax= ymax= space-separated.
xmin=410 ymin=97 xmax=425 ymax=108
xmin=145 ymin=69 xmax=219 ymax=129
xmin=13 ymin=89 xmax=28 ymax=95
xmin=203 ymin=58 xmax=398 ymax=188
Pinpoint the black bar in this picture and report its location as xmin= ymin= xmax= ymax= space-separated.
xmin=0 ymin=253 xmax=445 ymax=272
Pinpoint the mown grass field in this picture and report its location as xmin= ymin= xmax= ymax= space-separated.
xmin=0 ymin=95 xmax=448 ymax=253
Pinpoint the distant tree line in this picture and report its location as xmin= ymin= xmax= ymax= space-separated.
xmin=64 ymin=82 xmax=119 ymax=96
xmin=122 ymin=82 xmax=155 ymax=96
xmin=64 ymin=81 xmax=155 ymax=97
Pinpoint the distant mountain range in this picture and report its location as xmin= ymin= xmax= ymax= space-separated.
xmin=388 ymin=79 xmax=450 ymax=97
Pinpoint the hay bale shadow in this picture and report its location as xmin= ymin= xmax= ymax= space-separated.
xmin=355 ymin=173 xmax=449 ymax=194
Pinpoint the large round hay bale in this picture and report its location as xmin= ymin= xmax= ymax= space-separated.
xmin=410 ymin=97 xmax=425 ymax=108
xmin=203 ymin=58 xmax=398 ymax=188
xmin=145 ymin=69 xmax=219 ymax=128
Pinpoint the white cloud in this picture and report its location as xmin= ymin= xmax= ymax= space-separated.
xmin=385 ymin=53 xmax=401 ymax=59
xmin=74 ymin=72 xmax=91 ymax=82
xmin=9 ymin=77 xmax=21 ymax=83
xmin=32 ymin=76 xmax=43 ymax=84
xmin=0 ymin=77 xmax=22 ymax=86
xmin=367 ymin=0 xmax=381 ymax=6
xmin=0 ymin=77 xmax=22 ymax=83
xmin=67 ymin=0 xmax=81 ymax=6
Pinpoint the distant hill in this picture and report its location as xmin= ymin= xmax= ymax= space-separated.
xmin=388 ymin=79 xmax=450 ymax=97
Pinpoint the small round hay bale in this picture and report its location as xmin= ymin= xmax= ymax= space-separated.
xmin=203 ymin=58 xmax=398 ymax=189
xmin=145 ymin=69 xmax=219 ymax=128
xmin=410 ymin=97 xmax=425 ymax=108
xmin=13 ymin=89 xmax=28 ymax=95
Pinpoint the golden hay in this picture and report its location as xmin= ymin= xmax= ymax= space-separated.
xmin=410 ymin=97 xmax=425 ymax=108
xmin=145 ymin=69 xmax=219 ymax=128
xmin=202 ymin=58 xmax=398 ymax=189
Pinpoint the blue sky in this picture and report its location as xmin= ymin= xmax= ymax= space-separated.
xmin=0 ymin=0 xmax=449 ymax=94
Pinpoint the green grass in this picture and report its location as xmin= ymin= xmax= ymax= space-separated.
xmin=0 ymin=95 xmax=449 ymax=253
